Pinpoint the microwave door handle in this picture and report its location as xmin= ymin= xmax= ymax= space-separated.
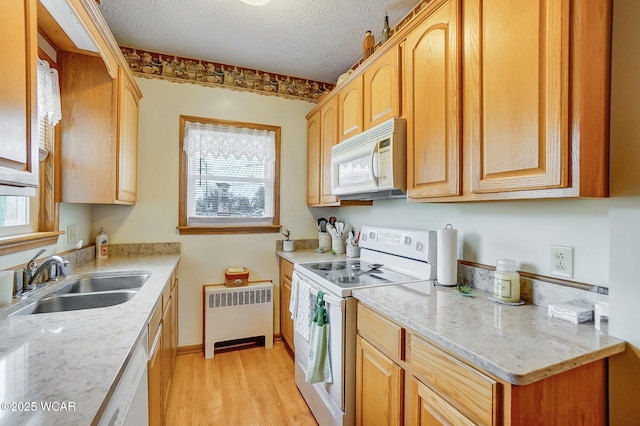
xmin=371 ymin=150 xmax=379 ymax=179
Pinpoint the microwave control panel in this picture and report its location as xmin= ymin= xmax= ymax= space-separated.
xmin=377 ymin=138 xmax=392 ymax=188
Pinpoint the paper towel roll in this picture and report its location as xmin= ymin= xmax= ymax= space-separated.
xmin=436 ymin=225 xmax=458 ymax=286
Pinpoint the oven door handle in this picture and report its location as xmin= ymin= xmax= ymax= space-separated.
xmin=306 ymin=284 xmax=343 ymax=307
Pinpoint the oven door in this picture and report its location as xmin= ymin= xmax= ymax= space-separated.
xmin=293 ymin=275 xmax=356 ymax=426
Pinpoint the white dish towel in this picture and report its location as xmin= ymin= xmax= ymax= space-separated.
xmin=290 ymin=272 xmax=313 ymax=342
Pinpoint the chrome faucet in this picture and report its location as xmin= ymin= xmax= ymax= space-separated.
xmin=20 ymin=249 xmax=70 ymax=295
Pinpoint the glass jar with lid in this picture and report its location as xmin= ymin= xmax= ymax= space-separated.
xmin=493 ymin=259 xmax=520 ymax=302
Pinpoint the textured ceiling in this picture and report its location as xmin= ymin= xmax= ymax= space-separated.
xmin=98 ymin=0 xmax=423 ymax=84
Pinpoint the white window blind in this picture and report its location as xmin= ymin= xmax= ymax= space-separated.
xmin=183 ymin=121 xmax=276 ymax=226
xmin=36 ymin=58 xmax=61 ymax=156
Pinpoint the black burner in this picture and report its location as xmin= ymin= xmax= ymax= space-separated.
xmin=310 ymin=263 xmax=346 ymax=271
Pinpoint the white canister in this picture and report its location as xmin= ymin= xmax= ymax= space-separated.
xmin=346 ymin=245 xmax=360 ymax=258
xmin=332 ymin=238 xmax=345 ymax=254
xmin=318 ymin=232 xmax=331 ymax=250
xmin=493 ymin=259 xmax=520 ymax=303
xmin=0 ymin=271 xmax=13 ymax=306
xmin=283 ymin=240 xmax=294 ymax=252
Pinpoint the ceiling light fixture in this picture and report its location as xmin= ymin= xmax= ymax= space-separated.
xmin=240 ymin=0 xmax=271 ymax=5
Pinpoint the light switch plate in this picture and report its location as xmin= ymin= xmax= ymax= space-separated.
xmin=67 ymin=224 xmax=77 ymax=245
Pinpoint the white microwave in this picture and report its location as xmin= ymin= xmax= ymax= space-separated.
xmin=330 ymin=117 xmax=406 ymax=200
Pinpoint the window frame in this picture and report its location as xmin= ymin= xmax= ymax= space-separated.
xmin=0 ymin=48 xmax=62 ymax=256
xmin=177 ymin=115 xmax=282 ymax=235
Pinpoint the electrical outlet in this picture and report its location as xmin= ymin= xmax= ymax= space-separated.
xmin=550 ymin=245 xmax=573 ymax=278
xmin=67 ymin=224 xmax=77 ymax=245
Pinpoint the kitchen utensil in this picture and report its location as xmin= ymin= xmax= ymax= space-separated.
xmin=317 ymin=218 xmax=327 ymax=233
xmin=328 ymin=216 xmax=337 ymax=226
xmin=326 ymin=223 xmax=338 ymax=239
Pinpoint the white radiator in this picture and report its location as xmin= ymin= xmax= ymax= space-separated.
xmin=204 ymin=281 xmax=274 ymax=359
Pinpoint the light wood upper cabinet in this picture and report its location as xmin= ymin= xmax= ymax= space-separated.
xmin=0 ymin=0 xmax=38 ymax=196
xmin=404 ymin=0 xmax=462 ymax=199
xmin=363 ymin=47 xmax=400 ymax=130
xmin=39 ymin=0 xmax=142 ymax=205
xmin=306 ymin=96 xmax=372 ymax=207
xmin=338 ymin=76 xmax=364 ymax=142
xmin=321 ymin=96 xmax=340 ymax=204
xmin=306 ymin=110 xmax=321 ymax=206
xmin=467 ymin=0 xmax=569 ymax=193
xmin=57 ymin=56 xmax=141 ymax=204
xmin=458 ymin=0 xmax=610 ymax=200
xmin=117 ymin=70 xmax=140 ymax=203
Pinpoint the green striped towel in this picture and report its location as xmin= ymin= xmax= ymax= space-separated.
xmin=306 ymin=291 xmax=333 ymax=384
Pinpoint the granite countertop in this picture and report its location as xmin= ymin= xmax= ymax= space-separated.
xmin=352 ymin=282 xmax=626 ymax=385
xmin=276 ymin=248 xmax=349 ymax=264
xmin=0 ymin=254 xmax=180 ymax=426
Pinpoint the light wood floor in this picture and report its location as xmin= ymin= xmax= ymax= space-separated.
xmin=165 ymin=341 xmax=318 ymax=426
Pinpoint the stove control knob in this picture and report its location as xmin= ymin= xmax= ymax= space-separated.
xmin=404 ymin=236 xmax=412 ymax=245
xmin=415 ymin=242 xmax=424 ymax=252
xmin=369 ymin=231 xmax=376 ymax=239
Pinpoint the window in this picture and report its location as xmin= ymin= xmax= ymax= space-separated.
xmin=178 ymin=116 xmax=281 ymax=234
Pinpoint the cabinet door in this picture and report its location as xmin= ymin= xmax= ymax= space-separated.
xmin=148 ymin=325 xmax=163 ymax=426
xmin=161 ymin=295 xmax=173 ymax=411
xmin=306 ymin=110 xmax=321 ymax=206
xmin=363 ymin=47 xmax=400 ymax=130
xmin=0 ymin=0 xmax=38 ymax=194
xmin=279 ymin=258 xmax=295 ymax=351
xmin=59 ymin=52 xmax=118 ymax=203
xmin=467 ymin=0 xmax=570 ymax=193
xmin=404 ymin=0 xmax=462 ymax=199
xmin=338 ymin=76 xmax=364 ymax=142
xmin=356 ymin=336 xmax=402 ymax=426
xmin=170 ymin=284 xmax=178 ymax=370
xmin=116 ymin=70 xmax=140 ymax=203
xmin=407 ymin=376 xmax=474 ymax=426
xmin=320 ymin=96 xmax=339 ymax=205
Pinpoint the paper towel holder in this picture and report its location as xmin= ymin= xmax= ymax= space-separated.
xmin=435 ymin=223 xmax=459 ymax=287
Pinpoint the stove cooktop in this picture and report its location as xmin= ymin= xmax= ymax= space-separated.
xmin=297 ymin=259 xmax=422 ymax=289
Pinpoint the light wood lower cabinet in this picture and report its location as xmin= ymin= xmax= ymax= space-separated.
xmin=279 ymin=258 xmax=294 ymax=352
xmin=356 ymin=302 xmax=608 ymax=426
xmin=355 ymin=336 xmax=403 ymax=426
xmin=148 ymin=322 xmax=163 ymax=426
xmin=408 ymin=376 xmax=474 ymax=425
xmin=148 ymin=269 xmax=179 ymax=425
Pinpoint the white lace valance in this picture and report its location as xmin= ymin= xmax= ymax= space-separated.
xmin=183 ymin=121 xmax=276 ymax=163
xmin=37 ymin=58 xmax=62 ymax=128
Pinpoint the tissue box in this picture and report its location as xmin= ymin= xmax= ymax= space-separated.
xmin=225 ymin=267 xmax=250 ymax=287
xmin=548 ymin=302 xmax=593 ymax=324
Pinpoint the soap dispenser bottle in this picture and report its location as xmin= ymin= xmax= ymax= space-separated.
xmin=96 ymin=227 xmax=109 ymax=259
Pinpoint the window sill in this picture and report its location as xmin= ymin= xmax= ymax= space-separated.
xmin=177 ymin=225 xmax=281 ymax=235
xmin=0 ymin=231 xmax=63 ymax=256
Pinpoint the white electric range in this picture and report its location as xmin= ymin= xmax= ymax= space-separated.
xmin=291 ymin=225 xmax=437 ymax=426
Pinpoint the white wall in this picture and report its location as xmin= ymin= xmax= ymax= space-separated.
xmin=92 ymin=78 xmax=317 ymax=346
xmin=338 ymin=198 xmax=610 ymax=285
